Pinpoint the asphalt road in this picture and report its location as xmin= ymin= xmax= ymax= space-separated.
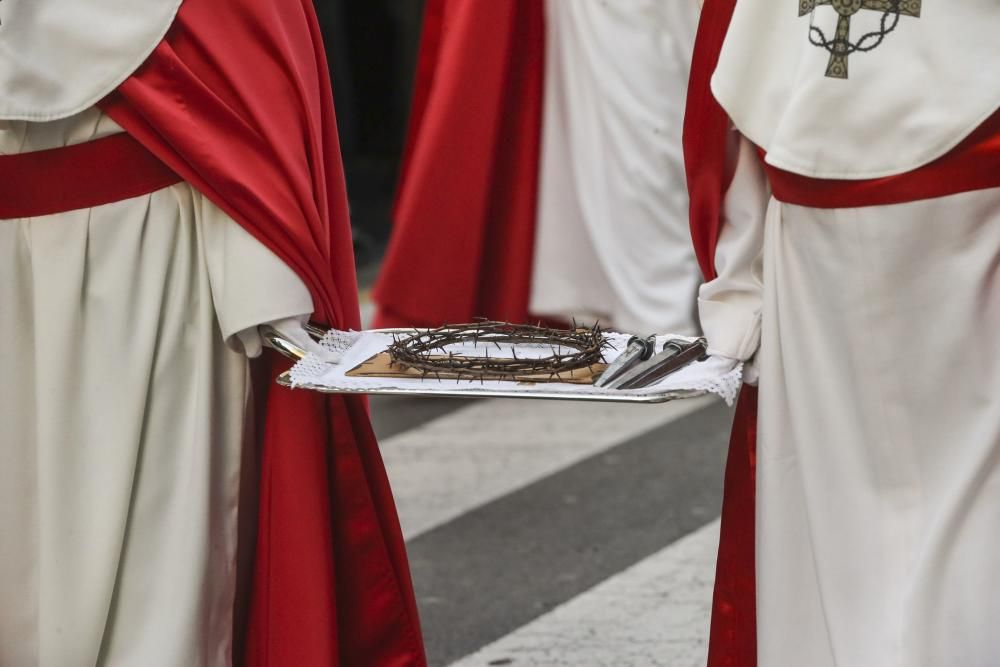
xmin=370 ymin=394 xmax=734 ymax=666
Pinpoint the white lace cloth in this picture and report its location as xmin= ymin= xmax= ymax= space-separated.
xmin=288 ymin=329 xmax=743 ymax=406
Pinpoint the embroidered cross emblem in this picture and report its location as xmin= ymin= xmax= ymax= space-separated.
xmin=800 ymin=0 xmax=921 ymax=79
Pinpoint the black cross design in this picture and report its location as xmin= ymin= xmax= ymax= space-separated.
xmin=800 ymin=0 xmax=921 ymax=79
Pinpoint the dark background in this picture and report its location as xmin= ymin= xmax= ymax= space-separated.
xmin=314 ymin=0 xmax=426 ymax=274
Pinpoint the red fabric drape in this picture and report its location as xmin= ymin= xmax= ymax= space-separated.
xmin=392 ymin=0 xmax=446 ymax=218
xmin=100 ymin=1 xmax=425 ymax=664
xmin=683 ymin=0 xmax=738 ymax=285
xmin=707 ymin=387 xmax=758 ymax=667
xmin=682 ymin=1 xmax=758 ymax=666
xmin=372 ymin=0 xmax=546 ymax=329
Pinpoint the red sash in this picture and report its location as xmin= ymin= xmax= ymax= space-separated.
xmin=766 ymin=109 xmax=1000 ymax=209
xmin=0 ymin=133 xmax=182 ymax=219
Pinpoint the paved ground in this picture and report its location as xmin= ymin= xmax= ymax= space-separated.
xmin=369 ymin=394 xmax=734 ymax=667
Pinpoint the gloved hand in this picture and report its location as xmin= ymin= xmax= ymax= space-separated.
xmin=238 ymin=316 xmax=342 ymax=363
xmin=706 ymin=348 xmax=758 ymax=387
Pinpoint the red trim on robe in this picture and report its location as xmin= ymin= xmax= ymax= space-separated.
xmin=100 ymin=1 xmax=426 ymax=664
xmin=372 ymin=0 xmax=546 ymax=329
xmin=0 ymin=133 xmax=181 ymax=219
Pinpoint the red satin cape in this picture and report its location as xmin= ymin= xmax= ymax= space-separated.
xmin=100 ymin=1 xmax=426 ymax=664
xmin=683 ymin=2 xmax=758 ymax=664
xmin=372 ymin=0 xmax=546 ymax=328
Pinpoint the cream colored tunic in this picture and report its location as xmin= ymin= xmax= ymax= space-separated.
xmin=0 ymin=108 xmax=313 ymax=666
xmin=701 ymin=137 xmax=1000 ymax=667
xmin=529 ymin=0 xmax=702 ymax=335
xmin=699 ymin=2 xmax=1000 ymax=662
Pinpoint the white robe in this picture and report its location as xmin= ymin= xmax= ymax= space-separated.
xmin=529 ymin=0 xmax=702 ymax=335
xmin=0 ymin=108 xmax=313 ymax=666
xmin=697 ymin=2 xmax=1000 ymax=662
xmin=701 ymin=135 xmax=1000 ymax=667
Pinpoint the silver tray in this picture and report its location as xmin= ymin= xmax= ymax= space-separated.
xmin=267 ymin=327 xmax=710 ymax=405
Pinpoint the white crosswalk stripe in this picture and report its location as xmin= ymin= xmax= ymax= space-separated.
xmin=380 ymin=395 xmax=716 ymax=539
xmin=373 ymin=394 xmax=725 ymax=665
xmin=449 ymin=520 xmax=719 ymax=667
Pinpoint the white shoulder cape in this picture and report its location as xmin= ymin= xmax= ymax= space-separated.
xmin=711 ymin=0 xmax=1000 ymax=179
xmin=0 ymin=0 xmax=182 ymax=121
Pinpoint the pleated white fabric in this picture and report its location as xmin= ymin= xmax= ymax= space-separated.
xmin=529 ymin=0 xmax=702 ymax=336
xmin=0 ymin=108 xmax=312 ymax=666
xmin=700 ymin=137 xmax=1000 ymax=667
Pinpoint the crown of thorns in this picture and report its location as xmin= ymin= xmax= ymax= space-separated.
xmin=386 ymin=320 xmax=610 ymax=382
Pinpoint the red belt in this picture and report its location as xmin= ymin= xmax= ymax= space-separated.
xmin=764 ymin=109 xmax=1000 ymax=209
xmin=0 ymin=132 xmax=182 ymax=219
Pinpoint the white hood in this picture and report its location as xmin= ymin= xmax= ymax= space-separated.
xmin=0 ymin=0 xmax=182 ymax=121
xmin=711 ymin=0 xmax=1000 ymax=179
